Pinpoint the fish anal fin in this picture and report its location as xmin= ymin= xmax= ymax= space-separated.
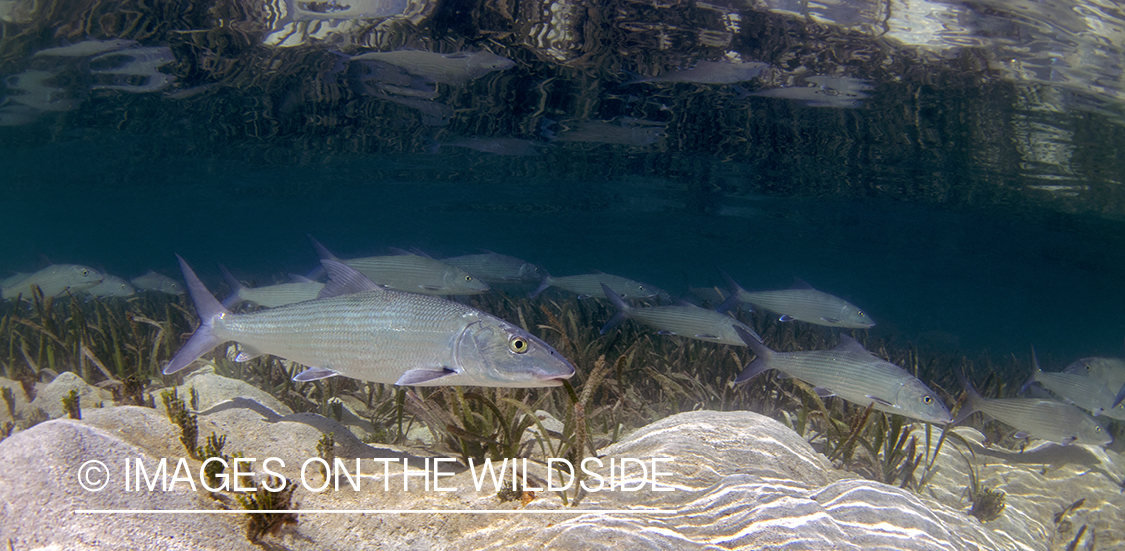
xmin=293 ymin=366 xmax=340 ymax=382
xmin=814 ymin=387 xmax=835 ymax=397
xmin=396 ymin=368 xmax=457 ymax=386
xmin=779 ymin=314 xmax=795 ymax=322
xmin=657 ymin=330 xmax=677 ymax=336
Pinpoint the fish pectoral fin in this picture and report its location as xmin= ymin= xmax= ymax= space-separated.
xmin=233 ymin=344 xmax=264 ymax=362
xmin=779 ymin=315 xmax=795 ymax=322
xmin=865 ymin=395 xmax=893 ymax=407
xmin=694 ymin=333 xmax=719 ymax=340
xmin=814 ymin=387 xmax=836 ymax=397
xmin=293 ymin=366 xmax=340 ymax=382
xmin=1013 ymin=431 xmax=1031 ymax=440
xmin=821 ymin=317 xmax=841 ymax=324
xmin=396 ymin=368 xmax=458 ymax=386
xmin=576 ymin=294 xmax=593 ymax=300
xmin=420 ymin=285 xmax=443 ymax=291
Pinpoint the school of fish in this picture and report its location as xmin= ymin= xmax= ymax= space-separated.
xmin=4 ymin=236 xmax=1122 ymax=448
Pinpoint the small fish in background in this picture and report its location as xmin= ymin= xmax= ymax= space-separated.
xmin=441 ymin=252 xmax=546 ymax=284
xmin=311 ymin=238 xmax=488 ymax=296
xmin=266 ymin=0 xmax=408 ymax=27
xmin=348 ymin=50 xmax=515 ymax=87
xmin=549 ymin=117 xmax=666 ymax=147
xmin=749 ymin=75 xmax=873 ymax=108
xmin=719 ymin=272 xmax=874 ymax=329
xmin=1064 ymin=356 xmax=1125 ymax=409
xmin=953 ymin=370 xmax=1111 ymax=446
xmin=369 ymin=91 xmax=452 ymax=127
xmin=1022 ymin=349 xmax=1125 ymax=420
xmin=1 ymin=264 xmax=104 ymax=300
xmin=4 ymin=70 xmax=79 ymax=112
xmin=734 ymin=327 xmax=952 ymax=425
xmin=600 ymin=284 xmax=762 ymax=345
xmin=164 ymin=254 xmax=574 ymax=388
xmin=131 ymin=270 xmax=184 ymax=295
xmin=625 ymin=60 xmax=769 ymax=85
xmin=89 ymin=46 xmax=176 ymax=93
xmin=434 ymin=136 xmax=547 ymax=157
xmin=0 ymin=104 xmax=41 ymax=126
xmin=219 ymin=264 xmax=324 ymax=308
xmin=31 ymin=38 xmax=138 ymax=58
xmin=86 ymin=274 xmax=136 ymax=298
xmin=531 ymin=271 xmax=658 ymax=300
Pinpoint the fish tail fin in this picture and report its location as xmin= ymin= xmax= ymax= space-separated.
xmin=716 ymin=270 xmax=745 ymax=314
xmin=733 ymin=325 xmax=772 ymax=383
xmin=952 ymin=369 xmax=983 ymax=425
xmin=164 ymin=255 xmax=230 ymax=375
xmin=530 ymin=272 xmax=552 ymax=298
xmin=217 ymin=263 xmax=244 ymax=309
xmin=1113 ymin=382 xmax=1125 ymax=410
xmin=599 ymin=283 xmax=630 ymax=334
xmin=1019 ymin=345 xmax=1041 ymax=395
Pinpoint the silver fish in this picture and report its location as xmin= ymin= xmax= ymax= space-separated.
xmin=441 ymin=252 xmax=545 ymax=284
xmin=314 ymin=241 xmax=488 ymax=296
xmin=954 ymin=370 xmax=1111 ymax=446
xmin=5 ymin=70 xmax=79 ymax=112
xmin=436 ymin=137 xmax=545 ymax=156
xmin=601 ymin=284 xmax=761 ymax=345
xmin=349 ymin=50 xmax=515 ymax=86
xmin=735 ymin=327 xmax=951 ymax=424
xmin=750 ymin=76 xmax=872 ymax=108
xmin=219 ymin=265 xmax=325 ymax=309
xmin=627 ymin=60 xmax=768 ymax=85
xmin=1063 ymin=356 xmax=1125 ymax=409
xmin=552 ymin=118 xmax=666 ymax=147
xmin=86 ymin=275 xmax=136 ymax=297
xmin=720 ymin=273 xmax=874 ymax=329
xmin=89 ymin=47 xmax=176 ymax=93
xmin=270 ymin=0 xmax=407 ymax=25
xmin=131 ymin=271 xmax=184 ymax=295
xmin=32 ymin=39 xmax=137 ymax=57
xmin=1 ymin=264 xmax=104 ymax=299
xmin=1023 ymin=350 xmax=1125 ymax=420
xmin=531 ymin=272 xmax=658 ymax=300
xmin=164 ymin=256 xmax=574 ymax=388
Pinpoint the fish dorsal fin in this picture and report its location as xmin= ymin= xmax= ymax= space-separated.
xmin=673 ymin=298 xmax=696 ymax=307
xmin=407 ymin=247 xmax=433 ymax=258
xmin=307 ymin=235 xmax=341 ymax=261
xmin=317 ymin=259 xmax=384 ymax=298
xmin=288 ymin=273 xmax=315 ymax=283
xmin=790 ymin=277 xmax=814 ymax=290
xmin=387 ymin=246 xmax=417 ymax=256
xmin=834 ymin=334 xmax=869 ymax=354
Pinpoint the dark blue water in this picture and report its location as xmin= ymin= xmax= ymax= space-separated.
xmin=3 ymin=128 xmax=1125 ymax=368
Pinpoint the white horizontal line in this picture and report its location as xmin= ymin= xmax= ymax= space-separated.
xmin=75 ymin=509 xmax=676 ymax=515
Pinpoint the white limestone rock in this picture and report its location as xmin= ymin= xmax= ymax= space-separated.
xmin=28 ymin=371 xmax=113 ymax=419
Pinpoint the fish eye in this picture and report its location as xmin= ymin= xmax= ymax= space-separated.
xmin=922 ymin=396 xmax=933 ymax=404
xmin=81 ymin=269 xmax=89 ymax=275
xmin=465 ymin=276 xmax=473 ymax=282
xmin=857 ymin=311 xmax=866 ymax=317
xmin=508 ymin=335 xmax=529 ymax=354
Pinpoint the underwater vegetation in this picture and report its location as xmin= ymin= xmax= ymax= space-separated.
xmin=3 ymin=279 xmax=1120 ymax=516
